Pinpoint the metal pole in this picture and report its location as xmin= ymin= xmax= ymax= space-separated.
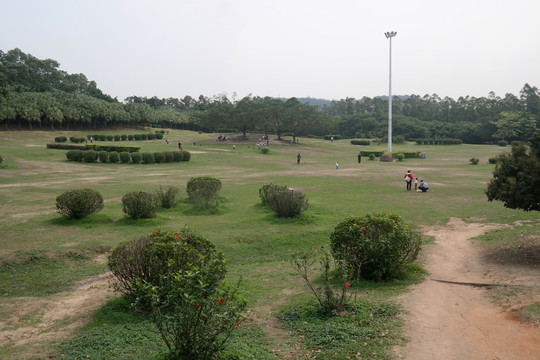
xmin=384 ymin=31 xmax=397 ymax=153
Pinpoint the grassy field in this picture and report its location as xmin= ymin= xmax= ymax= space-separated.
xmin=0 ymin=129 xmax=538 ymax=359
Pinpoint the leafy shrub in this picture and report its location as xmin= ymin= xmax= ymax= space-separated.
xmin=173 ymin=151 xmax=184 ymax=162
xmin=98 ymin=151 xmax=109 ymax=163
xmin=134 ymin=134 xmax=142 ymax=140
xmin=99 ymin=135 xmax=106 ymax=141
xmin=142 ymin=153 xmax=155 ymax=164
xmin=259 ymin=184 xmax=288 ymax=206
xmin=153 ymin=152 xmax=164 ymax=163
xmin=106 ymin=135 xmax=114 ymax=141
xmin=147 ymin=133 xmax=156 ymax=140
xmin=488 ymin=157 xmax=498 ymax=164
xmin=469 ymin=157 xmax=479 ymax=165
xmin=266 ymin=186 xmax=308 ymax=218
xmin=261 ymin=147 xmax=269 ymax=154
xmin=66 ymin=150 xmax=84 ymax=162
xmin=131 ymin=152 xmax=142 ymax=164
xmin=511 ymin=140 xmax=520 ymax=146
xmin=128 ymin=134 xmax=134 ymax=140
xmin=369 ymin=154 xmax=376 ymax=160
xmin=163 ymin=151 xmax=174 ymax=163
xmin=121 ymin=134 xmax=128 ymax=140
xmin=182 ymin=150 xmax=191 ymax=162
xmin=54 ymin=136 xmax=67 ymax=143
xmin=109 ymin=151 xmax=120 ymax=163
xmin=360 ymin=150 xmax=384 ymax=157
xmin=154 ymin=185 xmax=179 ymax=208
xmin=48 ymin=143 xmax=87 ymax=150
xmin=350 ymin=139 xmax=371 ymax=145
xmin=56 ymin=189 xmax=104 ymax=219
xmin=86 ymin=144 xmax=140 ymax=153
xmin=83 ymin=150 xmax=98 ymax=163
xmin=69 ymin=136 xmax=85 ymax=143
xmin=330 ymin=211 xmax=421 ymax=281
xmin=394 ymin=153 xmax=405 ymax=161
xmin=140 ymin=134 xmax=148 ymax=140
xmin=108 ymin=228 xmax=246 ymax=359
xmin=497 ymin=140 xmax=508 ymax=147
xmin=114 ymin=135 xmax=121 ymax=141
xmin=121 ymin=191 xmax=160 ymax=219
xmin=155 ymin=132 xmax=164 ymax=140
xmin=186 ymin=176 xmax=222 ymax=208
xmin=119 ymin=152 xmax=131 ymax=164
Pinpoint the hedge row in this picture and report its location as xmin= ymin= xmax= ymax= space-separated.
xmin=66 ymin=150 xmax=190 ymax=164
xmin=351 ymin=139 xmax=372 ymax=145
xmin=388 ymin=151 xmax=421 ymax=159
xmin=47 ymin=143 xmax=87 ymax=150
xmin=359 ymin=150 xmax=385 ymax=157
xmin=415 ymin=139 xmax=462 ymax=145
xmin=87 ymin=133 xmax=164 ymax=141
xmin=86 ymin=144 xmax=141 ymax=153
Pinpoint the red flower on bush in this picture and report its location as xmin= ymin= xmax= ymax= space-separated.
xmin=175 ymin=235 xmax=179 ymax=240
xmin=362 ymin=226 xmax=366 ymax=231
xmin=193 ymin=303 xmax=199 ymax=306
xmin=237 ymin=322 xmax=241 ymax=328
xmin=345 ymin=282 xmax=350 ymax=288
xmin=217 ymin=299 xmax=226 ymax=304
xmin=152 ymin=230 xmax=157 ymax=234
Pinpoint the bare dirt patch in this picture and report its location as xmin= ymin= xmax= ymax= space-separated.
xmin=393 ymin=218 xmax=540 ymax=360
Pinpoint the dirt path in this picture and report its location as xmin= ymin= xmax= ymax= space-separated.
xmin=393 ymin=218 xmax=540 ymax=360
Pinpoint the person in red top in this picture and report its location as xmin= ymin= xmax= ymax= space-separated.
xmin=404 ymin=170 xmax=414 ymax=191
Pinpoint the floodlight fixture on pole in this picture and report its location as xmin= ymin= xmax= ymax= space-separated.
xmin=384 ymin=31 xmax=397 ymax=153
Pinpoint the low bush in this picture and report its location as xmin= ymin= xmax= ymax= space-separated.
xmin=83 ymin=150 xmax=98 ymax=163
xmin=388 ymin=151 xmax=419 ymax=159
xmin=266 ymin=186 xmax=308 ymax=217
xmin=187 ymin=176 xmax=222 ymax=208
xmin=128 ymin=134 xmax=134 ymax=140
xmin=108 ymin=228 xmax=245 ymax=359
xmin=155 ymin=133 xmax=164 ymax=140
xmin=142 ymin=153 xmax=155 ymax=164
xmin=109 ymin=151 xmax=120 ymax=163
xmin=497 ymin=140 xmax=508 ymax=147
xmin=147 ymin=133 xmax=156 ymax=140
xmin=259 ymin=184 xmax=289 ymax=206
xmin=359 ymin=150 xmax=384 ymax=157
xmin=114 ymin=135 xmax=121 ymax=141
xmin=153 ymin=152 xmax=164 ymax=163
xmin=119 ymin=152 xmax=131 ymax=164
xmin=85 ymin=144 xmax=140 ymax=153
xmin=469 ymin=157 xmax=479 ymax=165
xmin=99 ymin=135 xmax=106 ymax=141
xmin=98 ymin=151 xmax=109 ymax=163
xmin=106 ymin=135 xmax=114 ymax=141
xmin=330 ymin=211 xmax=422 ymax=281
xmin=394 ymin=153 xmax=405 ymax=161
xmin=369 ymin=154 xmax=376 ymax=160
xmin=56 ymin=189 xmax=104 ymax=219
xmin=173 ymin=151 xmax=184 ymax=162
xmin=134 ymin=134 xmax=142 ymax=140
xmin=350 ymin=139 xmax=371 ymax=145
xmin=163 ymin=151 xmax=174 ymax=163
xmin=155 ymin=185 xmax=179 ymax=208
xmin=488 ymin=157 xmax=498 ymax=164
xmin=54 ymin=136 xmax=67 ymax=143
xmin=182 ymin=150 xmax=191 ymax=162
xmin=130 ymin=152 xmax=142 ymax=164
xmin=66 ymin=150 xmax=84 ymax=162
xmin=121 ymin=134 xmax=128 ymax=141
xmin=69 ymin=136 xmax=85 ymax=143
xmin=261 ymin=147 xmax=269 ymax=154
xmin=140 ymin=134 xmax=148 ymax=140
xmin=121 ymin=191 xmax=160 ymax=219
xmin=47 ymin=143 xmax=87 ymax=150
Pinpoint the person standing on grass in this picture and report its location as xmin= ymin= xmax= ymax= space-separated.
xmin=297 ymin=153 xmax=301 ymax=164
xmin=336 ymin=161 xmax=339 ymax=169
xmin=358 ymin=152 xmax=362 ymax=164
xmin=404 ymin=170 xmax=414 ymax=191
xmin=414 ymin=177 xmax=418 ymax=191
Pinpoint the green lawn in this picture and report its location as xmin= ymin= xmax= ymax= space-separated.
xmin=0 ymin=129 xmax=537 ymax=359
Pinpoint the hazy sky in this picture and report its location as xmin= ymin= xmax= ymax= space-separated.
xmin=2 ymin=0 xmax=539 ymax=102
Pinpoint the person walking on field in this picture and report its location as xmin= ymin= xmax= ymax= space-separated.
xmin=297 ymin=153 xmax=301 ymax=164
xmin=404 ymin=170 xmax=414 ymax=191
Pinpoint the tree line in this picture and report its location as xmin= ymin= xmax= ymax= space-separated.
xmin=1 ymin=48 xmax=538 ymax=143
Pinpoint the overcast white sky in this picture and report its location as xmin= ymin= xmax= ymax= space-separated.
xmin=1 ymin=0 xmax=539 ymax=102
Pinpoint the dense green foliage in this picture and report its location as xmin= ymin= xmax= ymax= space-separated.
xmin=265 ymin=185 xmax=308 ymax=218
xmin=55 ymin=189 xmax=104 ymax=219
xmin=186 ymin=176 xmax=222 ymax=208
xmin=330 ymin=212 xmax=422 ymax=281
xmin=154 ymin=185 xmax=179 ymax=209
xmin=486 ymin=130 xmax=540 ymax=211
xmin=121 ymin=191 xmax=160 ymax=219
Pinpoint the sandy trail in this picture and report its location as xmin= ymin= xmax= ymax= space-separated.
xmin=394 ymin=218 xmax=540 ymax=360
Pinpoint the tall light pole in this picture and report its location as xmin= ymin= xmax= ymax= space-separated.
xmin=384 ymin=31 xmax=397 ymax=153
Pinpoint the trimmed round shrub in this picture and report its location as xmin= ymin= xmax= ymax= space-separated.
xmin=154 ymin=185 xmax=179 ymax=208
xmin=55 ymin=136 xmax=67 ymax=143
xmin=163 ymin=151 xmax=174 ymax=163
xmin=128 ymin=134 xmax=134 ymax=140
xmin=131 ymin=152 xmax=142 ymax=164
xmin=173 ymin=151 xmax=185 ymax=162
xmin=56 ymin=189 xmax=104 ymax=219
xmin=369 ymin=154 xmax=376 ymax=161
xmin=142 ymin=153 xmax=155 ymax=164
xmin=66 ymin=150 xmax=84 ymax=162
xmin=83 ymin=150 xmax=98 ymax=163
xmin=134 ymin=134 xmax=142 ymax=140
xmin=266 ymin=186 xmax=308 ymax=217
xmin=140 ymin=134 xmax=148 ymax=140
xmin=182 ymin=150 xmax=191 ymax=162
xmin=469 ymin=157 xmax=479 ymax=165
xmin=106 ymin=135 xmax=114 ymax=141
xmin=330 ymin=211 xmax=422 ymax=281
xmin=99 ymin=135 xmax=106 ymax=141
xmin=147 ymin=133 xmax=156 ymax=140
xmin=394 ymin=153 xmax=405 ymax=161
xmin=121 ymin=134 xmax=128 ymax=141
xmin=98 ymin=151 xmax=109 ymax=163
xmin=488 ymin=157 xmax=498 ymax=164
xmin=497 ymin=140 xmax=508 ymax=147
xmin=114 ymin=135 xmax=121 ymax=141
xmin=155 ymin=133 xmax=164 ymax=140
xmin=186 ymin=176 xmax=222 ymax=208
xmin=119 ymin=151 xmax=131 ymax=164
xmin=109 ymin=151 xmax=120 ymax=163
xmin=153 ymin=152 xmax=165 ymax=163
xmin=121 ymin=191 xmax=160 ymax=219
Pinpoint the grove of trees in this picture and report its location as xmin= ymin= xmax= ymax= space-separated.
xmin=1 ymin=48 xmax=539 ymax=144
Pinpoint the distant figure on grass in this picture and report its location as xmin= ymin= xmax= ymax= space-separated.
xmin=166 ymin=138 xmax=170 ymax=144
xmin=418 ymin=180 xmax=429 ymax=192
xmin=404 ymin=170 xmax=414 ymax=191
xmin=233 ymin=144 xmax=236 ymax=150
xmin=414 ymin=177 xmax=418 ymax=191
xmin=336 ymin=161 xmax=339 ymax=169
xmin=297 ymin=153 xmax=301 ymax=164
xmin=178 ymin=142 xmax=183 ymax=151
xmin=192 ymin=138 xmax=196 ymax=145
xmin=358 ymin=152 xmax=362 ymax=164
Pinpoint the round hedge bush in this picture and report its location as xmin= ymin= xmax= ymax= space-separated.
xmin=121 ymin=191 xmax=160 ymax=219
xmin=56 ymin=188 xmax=104 ymax=219
xmin=109 ymin=151 xmax=120 ymax=163
xmin=131 ymin=152 xmax=142 ymax=164
xmin=330 ymin=211 xmax=421 ymax=281
xmin=83 ymin=150 xmax=98 ymax=163
xmin=173 ymin=151 xmax=184 ymax=162
xmin=119 ymin=151 xmax=131 ymax=164
xmin=98 ymin=151 xmax=109 ymax=163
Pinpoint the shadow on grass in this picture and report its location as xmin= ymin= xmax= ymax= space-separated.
xmin=48 ymin=213 xmax=115 ymax=227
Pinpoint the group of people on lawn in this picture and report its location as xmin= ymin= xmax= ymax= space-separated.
xmin=404 ymin=169 xmax=428 ymax=192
